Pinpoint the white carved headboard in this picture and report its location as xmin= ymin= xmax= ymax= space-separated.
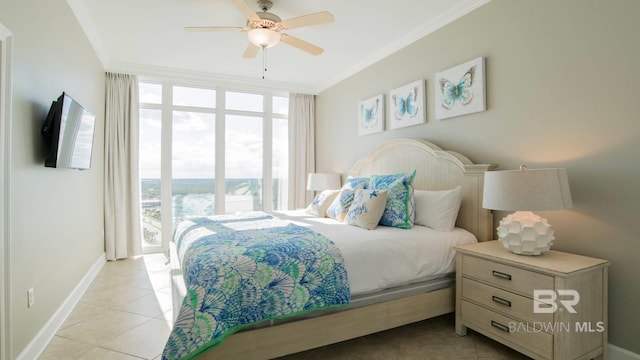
xmin=348 ymin=138 xmax=496 ymax=242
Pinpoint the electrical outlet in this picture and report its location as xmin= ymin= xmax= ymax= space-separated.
xmin=27 ymin=288 xmax=35 ymax=308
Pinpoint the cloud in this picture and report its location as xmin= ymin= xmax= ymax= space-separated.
xmin=173 ymin=111 xmax=214 ymax=132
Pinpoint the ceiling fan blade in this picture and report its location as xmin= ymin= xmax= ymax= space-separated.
xmin=242 ymin=43 xmax=260 ymax=58
xmin=231 ymin=0 xmax=261 ymax=21
xmin=279 ymin=11 xmax=334 ymax=29
xmin=281 ymin=34 xmax=324 ymax=56
xmin=184 ymin=26 xmax=245 ymax=32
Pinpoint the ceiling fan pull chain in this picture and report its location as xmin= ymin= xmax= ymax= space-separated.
xmin=262 ymin=46 xmax=267 ymax=79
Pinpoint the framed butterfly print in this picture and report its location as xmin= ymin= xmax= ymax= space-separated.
xmin=357 ymin=94 xmax=385 ymax=136
xmin=390 ymin=79 xmax=426 ymax=130
xmin=435 ymin=57 xmax=486 ymax=120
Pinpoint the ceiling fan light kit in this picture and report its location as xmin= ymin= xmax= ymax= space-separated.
xmin=248 ymin=28 xmax=281 ymax=48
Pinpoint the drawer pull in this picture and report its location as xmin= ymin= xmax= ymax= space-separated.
xmin=491 ymin=320 xmax=511 ymax=333
xmin=492 ymin=296 xmax=512 ymax=307
xmin=492 ymin=270 xmax=512 ymax=281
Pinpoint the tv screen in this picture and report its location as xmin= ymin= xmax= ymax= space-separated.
xmin=41 ymin=93 xmax=96 ymax=170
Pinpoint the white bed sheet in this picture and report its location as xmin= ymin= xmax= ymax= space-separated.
xmin=273 ymin=210 xmax=477 ymax=296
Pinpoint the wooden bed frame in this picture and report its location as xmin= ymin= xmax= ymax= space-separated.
xmin=170 ymin=138 xmax=496 ymax=359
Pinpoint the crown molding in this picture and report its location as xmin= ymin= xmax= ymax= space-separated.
xmin=313 ymin=0 xmax=492 ymax=93
xmin=67 ymin=0 xmax=110 ymax=67
xmin=107 ymin=62 xmax=316 ymax=94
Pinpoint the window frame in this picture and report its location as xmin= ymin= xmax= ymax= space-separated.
xmin=138 ymin=79 xmax=288 ymax=252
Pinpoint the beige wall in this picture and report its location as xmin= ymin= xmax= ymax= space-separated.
xmin=0 ymin=0 xmax=105 ymax=357
xmin=317 ymin=0 xmax=640 ymax=353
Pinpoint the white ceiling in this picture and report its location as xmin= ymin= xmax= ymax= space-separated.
xmin=68 ymin=0 xmax=490 ymax=93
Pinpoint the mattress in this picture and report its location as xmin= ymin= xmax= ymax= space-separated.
xmin=273 ymin=210 xmax=477 ymax=296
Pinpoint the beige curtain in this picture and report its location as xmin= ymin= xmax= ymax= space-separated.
xmin=288 ymin=93 xmax=315 ymax=209
xmin=104 ymin=73 xmax=141 ymax=260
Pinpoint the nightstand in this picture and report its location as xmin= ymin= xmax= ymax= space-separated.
xmin=455 ymin=241 xmax=609 ymax=360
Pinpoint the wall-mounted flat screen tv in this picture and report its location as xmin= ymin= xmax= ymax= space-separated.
xmin=41 ymin=92 xmax=96 ymax=170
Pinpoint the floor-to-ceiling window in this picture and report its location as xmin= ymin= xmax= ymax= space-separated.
xmin=138 ymin=81 xmax=289 ymax=251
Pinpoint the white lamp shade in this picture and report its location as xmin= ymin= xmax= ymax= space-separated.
xmin=307 ymin=173 xmax=341 ymax=191
xmin=483 ymin=168 xmax=573 ymax=211
xmin=247 ymin=28 xmax=281 ymax=48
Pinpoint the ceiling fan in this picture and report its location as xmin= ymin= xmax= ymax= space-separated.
xmin=185 ymin=0 xmax=334 ymax=58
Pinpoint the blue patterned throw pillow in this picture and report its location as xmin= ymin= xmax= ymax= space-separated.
xmin=369 ymin=170 xmax=416 ymax=229
xmin=326 ymin=177 xmax=368 ymax=221
xmin=343 ymin=176 xmax=369 ymax=190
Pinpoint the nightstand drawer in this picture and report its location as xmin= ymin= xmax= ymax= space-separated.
xmin=462 ymin=255 xmax=554 ymax=296
xmin=461 ymin=300 xmax=553 ymax=359
xmin=462 ymin=277 xmax=553 ymax=325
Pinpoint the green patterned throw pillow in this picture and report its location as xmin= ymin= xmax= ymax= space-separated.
xmin=369 ymin=170 xmax=416 ymax=229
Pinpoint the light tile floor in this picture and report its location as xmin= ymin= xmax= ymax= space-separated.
xmin=40 ymin=253 xmax=173 ymax=360
xmin=40 ymin=254 xmax=530 ymax=359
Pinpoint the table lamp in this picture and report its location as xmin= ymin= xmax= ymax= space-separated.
xmin=482 ymin=166 xmax=573 ymax=255
xmin=306 ymin=173 xmax=341 ymax=192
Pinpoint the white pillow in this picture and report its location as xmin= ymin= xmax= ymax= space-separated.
xmin=414 ymin=186 xmax=462 ymax=231
xmin=305 ymin=189 xmax=340 ymax=217
xmin=345 ymin=189 xmax=388 ymax=230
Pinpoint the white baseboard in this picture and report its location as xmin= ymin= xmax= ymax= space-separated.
xmin=16 ymin=253 xmax=106 ymax=360
xmin=610 ymin=344 xmax=640 ymax=360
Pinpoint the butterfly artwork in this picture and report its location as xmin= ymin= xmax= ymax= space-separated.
xmin=439 ymin=66 xmax=475 ymax=110
xmin=390 ymin=80 xmax=426 ymax=129
xmin=435 ymin=57 xmax=486 ymax=120
xmin=360 ymin=98 xmax=379 ymax=128
xmin=392 ymin=87 xmax=419 ymax=121
xmin=357 ymin=94 xmax=385 ymax=136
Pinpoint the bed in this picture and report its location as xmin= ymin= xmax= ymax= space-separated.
xmin=167 ymin=138 xmax=496 ymax=359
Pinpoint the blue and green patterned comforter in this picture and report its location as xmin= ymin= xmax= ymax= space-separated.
xmin=162 ymin=212 xmax=350 ymax=359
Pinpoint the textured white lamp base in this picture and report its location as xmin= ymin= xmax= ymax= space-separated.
xmin=497 ymin=211 xmax=555 ymax=255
